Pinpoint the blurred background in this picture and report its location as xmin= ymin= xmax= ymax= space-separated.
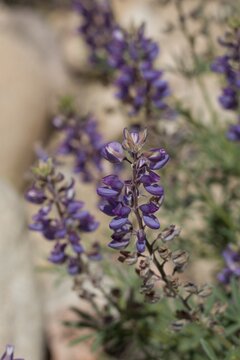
xmin=0 ymin=0 xmax=238 ymax=359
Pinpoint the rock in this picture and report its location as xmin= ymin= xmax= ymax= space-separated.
xmin=0 ymin=179 xmax=43 ymax=360
xmin=0 ymin=6 xmax=69 ymax=189
xmin=47 ymin=10 xmax=88 ymax=74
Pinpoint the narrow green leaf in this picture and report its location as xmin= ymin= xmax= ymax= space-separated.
xmin=68 ymin=334 xmax=94 ymax=347
xmin=200 ymin=339 xmax=218 ymax=360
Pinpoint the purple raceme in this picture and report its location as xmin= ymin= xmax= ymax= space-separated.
xmin=53 ymin=113 xmax=104 ymax=182
xmin=108 ymin=24 xmax=172 ymax=118
xmin=0 ymin=345 xmax=23 ymax=360
xmin=97 ymin=128 xmax=207 ymax=317
xmin=25 ymin=158 xmax=100 ymax=275
xmin=218 ymin=244 xmax=240 ymax=284
xmin=211 ymin=25 xmax=240 ymax=141
xmin=73 ymin=0 xmax=115 ymax=67
xmin=97 ymin=128 xmax=169 ymax=253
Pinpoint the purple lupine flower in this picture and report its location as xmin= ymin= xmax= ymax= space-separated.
xmin=25 ymin=158 xmax=100 ymax=276
xmin=97 ymin=128 xmax=169 ymax=252
xmin=218 ymin=245 xmax=240 ymax=284
xmin=108 ymin=24 xmax=172 ymax=117
xmin=102 ymin=142 xmax=125 ymax=163
xmin=211 ymin=26 xmax=240 ymax=141
xmin=227 ymin=123 xmax=240 ymax=141
xmin=53 ymin=113 xmax=104 ymax=182
xmin=0 ymin=345 xmax=23 ymax=360
xmin=73 ymin=0 xmax=115 ymax=66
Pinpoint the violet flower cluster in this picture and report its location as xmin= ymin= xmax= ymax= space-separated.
xmin=96 ymin=128 xmax=209 ymax=319
xmin=108 ymin=24 xmax=172 ymax=117
xmin=73 ymin=0 xmax=115 ymax=66
xmin=25 ymin=158 xmax=100 ymax=275
xmin=53 ymin=113 xmax=104 ymax=182
xmin=211 ymin=25 xmax=240 ymax=141
xmin=0 ymin=345 xmax=23 ymax=360
xmin=218 ymin=245 xmax=240 ymax=284
xmin=97 ymin=127 xmax=169 ymax=252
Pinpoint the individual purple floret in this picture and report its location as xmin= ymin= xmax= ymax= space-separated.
xmin=97 ymin=128 xmax=169 ymax=252
xmin=0 ymin=345 xmax=23 ymax=360
xmin=53 ymin=113 xmax=104 ymax=182
xmin=25 ymin=158 xmax=100 ymax=275
xmin=108 ymin=24 xmax=172 ymax=117
xmin=227 ymin=123 xmax=240 ymax=141
xmin=211 ymin=25 xmax=240 ymax=141
xmin=73 ymin=0 xmax=115 ymax=66
xmin=218 ymin=245 xmax=240 ymax=284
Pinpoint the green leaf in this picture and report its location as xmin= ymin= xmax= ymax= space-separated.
xmin=230 ymin=278 xmax=240 ymax=313
xmin=200 ymin=339 xmax=218 ymax=360
xmin=70 ymin=306 xmax=95 ymax=321
xmin=68 ymin=333 xmax=94 ymax=347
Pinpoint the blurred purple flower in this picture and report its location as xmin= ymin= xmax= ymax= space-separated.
xmin=25 ymin=158 xmax=100 ymax=276
xmin=73 ymin=0 xmax=115 ymax=66
xmin=211 ymin=26 xmax=240 ymax=141
xmin=0 ymin=345 xmax=23 ymax=360
xmin=227 ymin=123 xmax=240 ymax=141
xmin=53 ymin=113 xmax=104 ymax=182
xmin=218 ymin=245 xmax=240 ymax=284
xmin=108 ymin=24 xmax=172 ymax=117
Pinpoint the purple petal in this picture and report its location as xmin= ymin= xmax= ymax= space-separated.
xmin=48 ymin=243 xmax=67 ymax=264
xmin=149 ymin=148 xmax=170 ymax=170
xmin=67 ymin=201 xmax=84 ymax=214
xmin=113 ymin=203 xmax=131 ymax=217
xmin=140 ymin=202 xmax=159 ymax=214
xmin=109 ymin=217 xmax=129 ymax=230
xmin=140 ymin=171 xmax=160 ymax=185
xmin=102 ymin=175 xmax=124 ymax=190
xmin=25 ymin=187 xmax=46 ymax=204
xmin=108 ymin=238 xmax=130 ymax=250
xmin=102 ymin=142 xmax=124 ymax=163
xmin=143 ymin=214 xmax=160 ymax=229
xmin=1 ymin=345 xmax=15 ymax=360
xmin=97 ymin=187 xmax=120 ymax=198
xmin=99 ymin=200 xmax=118 ymax=216
xmin=144 ymin=184 xmax=164 ymax=196
xmin=136 ymin=229 xmax=146 ymax=253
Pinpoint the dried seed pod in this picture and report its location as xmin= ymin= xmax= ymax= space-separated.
xmin=118 ymin=251 xmax=138 ymax=265
xmin=183 ymin=282 xmax=198 ymax=294
xmin=172 ymin=250 xmax=189 ymax=266
xmin=198 ymin=284 xmax=212 ymax=298
xmin=210 ymin=302 xmax=228 ymax=316
xmin=172 ymin=249 xmax=189 ymax=273
xmin=158 ymin=246 xmax=171 ymax=260
xmin=160 ymin=225 xmax=181 ymax=242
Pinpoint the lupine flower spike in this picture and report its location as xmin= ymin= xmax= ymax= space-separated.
xmin=25 ymin=158 xmax=100 ymax=275
xmin=97 ymin=128 xmax=209 ymax=327
xmin=108 ymin=24 xmax=172 ymax=119
xmin=98 ymin=128 xmax=169 ymax=253
xmin=73 ymin=0 xmax=115 ymax=68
